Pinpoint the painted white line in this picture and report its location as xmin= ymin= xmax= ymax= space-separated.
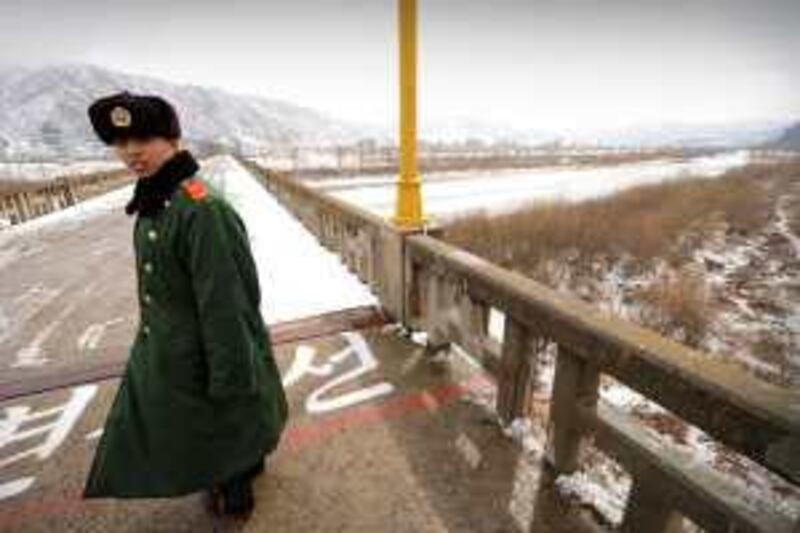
xmin=282 ymin=331 xmax=395 ymax=415
xmin=0 ymin=477 xmax=35 ymax=501
xmin=76 ymin=317 xmax=124 ymax=353
xmin=0 ymin=385 xmax=97 ymax=470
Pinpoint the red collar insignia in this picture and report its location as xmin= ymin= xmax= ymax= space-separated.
xmin=182 ymin=179 xmax=207 ymax=200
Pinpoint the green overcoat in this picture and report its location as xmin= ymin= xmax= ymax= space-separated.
xmin=83 ymin=176 xmax=288 ymax=498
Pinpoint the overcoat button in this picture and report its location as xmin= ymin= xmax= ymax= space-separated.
xmin=143 ymin=262 xmax=153 ymax=274
xmin=142 ymin=324 xmax=150 ymax=335
xmin=147 ymin=229 xmax=158 ymax=241
xmin=143 ymin=293 xmax=152 ymax=304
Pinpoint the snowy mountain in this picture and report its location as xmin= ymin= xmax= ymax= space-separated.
xmin=771 ymin=122 xmax=800 ymax=150
xmin=0 ymin=64 xmax=365 ymax=160
xmin=544 ymin=121 xmax=790 ymax=149
xmin=0 ymin=63 xmax=791 ymax=161
xmin=415 ymin=117 xmax=789 ymax=149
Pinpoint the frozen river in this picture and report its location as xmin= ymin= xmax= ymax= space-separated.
xmin=312 ymin=151 xmax=750 ymax=220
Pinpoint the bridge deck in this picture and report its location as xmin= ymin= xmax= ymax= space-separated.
xmin=0 ymin=324 xmax=602 ymax=532
xmin=0 ymin=162 xmax=601 ymax=531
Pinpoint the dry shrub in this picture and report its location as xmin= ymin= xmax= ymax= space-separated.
xmin=635 ymin=272 xmax=712 ymax=348
xmin=442 ymin=159 xmax=800 ymax=347
xmin=443 ymin=162 xmax=787 ymax=271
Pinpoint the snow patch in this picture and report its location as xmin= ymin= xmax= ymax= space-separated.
xmin=199 ymin=156 xmax=378 ymax=323
xmin=555 ymin=468 xmax=631 ymax=526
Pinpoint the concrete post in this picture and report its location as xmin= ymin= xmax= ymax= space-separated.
xmin=546 ymin=347 xmax=599 ymax=473
xmin=424 ymin=271 xmax=449 ymax=352
xmin=458 ymin=294 xmax=488 ymax=359
xmin=496 ymin=316 xmax=535 ymax=423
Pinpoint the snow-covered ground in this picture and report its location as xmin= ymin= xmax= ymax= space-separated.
xmin=320 ymin=151 xmax=750 ymax=220
xmin=1 ymin=155 xmax=377 ymax=324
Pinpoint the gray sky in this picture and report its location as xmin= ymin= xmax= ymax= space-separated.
xmin=1 ymin=0 xmax=798 ymax=130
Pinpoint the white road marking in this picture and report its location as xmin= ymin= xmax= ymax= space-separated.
xmin=0 ymin=385 xmax=97 ymax=501
xmin=0 ymin=477 xmax=35 ymax=500
xmin=84 ymin=428 xmax=103 ymax=441
xmin=76 ymin=317 xmax=124 ymax=353
xmin=283 ymin=331 xmax=395 ymax=415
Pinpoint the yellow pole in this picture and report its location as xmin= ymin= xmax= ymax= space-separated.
xmin=393 ymin=0 xmax=425 ymax=228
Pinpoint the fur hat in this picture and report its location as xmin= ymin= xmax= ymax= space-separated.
xmin=88 ymin=91 xmax=181 ymax=145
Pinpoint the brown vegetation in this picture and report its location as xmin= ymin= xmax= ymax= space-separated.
xmin=634 ymin=271 xmax=710 ymax=347
xmin=443 ymin=163 xmax=785 ymax=268
xmin=442 ymin=158 xmax=800 ymax=357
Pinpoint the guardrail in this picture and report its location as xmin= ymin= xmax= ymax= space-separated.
xmin=0 ymin=168 xmax=131 ymax=226
xmin=247 ymin=158 xmax=800 ymax=533
xmin=406 ymin=234 xmax=799 ymax=533
xmin=241 ymin=157 xmax=426 ymax=323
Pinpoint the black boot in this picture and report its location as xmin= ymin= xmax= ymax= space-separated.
xmin=219 ymin=475 xmax=254 ymax=517
xmin=207 ymin=459 xmax=265 ymax=517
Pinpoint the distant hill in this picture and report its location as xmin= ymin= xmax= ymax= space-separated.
xmin=0 ymin=63 xmax=792 ymax=161
xmin=419 ymin=119 xmax=789 ymax=150
xmin=0 ymin=64 xmax=364 ymax=160
xmin=771 ymin=122 xmax=800 ymax=150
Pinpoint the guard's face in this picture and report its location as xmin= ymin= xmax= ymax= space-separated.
xmin=113 ymin=137 xmax=178 ymax=177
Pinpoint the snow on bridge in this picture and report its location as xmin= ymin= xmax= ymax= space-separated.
xmin=1 ymin=155 xmax=378 ymax=325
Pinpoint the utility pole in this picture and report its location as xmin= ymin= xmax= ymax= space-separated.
xmin=392 ymin=0 xmax=425 ymax=228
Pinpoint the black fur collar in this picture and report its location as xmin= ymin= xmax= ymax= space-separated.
xmin=125 ymin=150 xmax=199 ymax=217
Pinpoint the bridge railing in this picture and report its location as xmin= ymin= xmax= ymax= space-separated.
xmin=0 ymin=167 xmax=131 ymax=226
xmin=406 ymin=234 xmax=799 ymax=533
xmin=247 ymin=160 xmax=800 ymax=533
xmin=242 ymin=158 xmax=412 ymax=322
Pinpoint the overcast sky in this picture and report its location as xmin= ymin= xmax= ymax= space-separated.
xmin=1 ymin=0 xmax=798 ymax=130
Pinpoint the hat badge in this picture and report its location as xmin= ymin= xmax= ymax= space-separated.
xmin=110 ymin=106 xmax=132 ymax=128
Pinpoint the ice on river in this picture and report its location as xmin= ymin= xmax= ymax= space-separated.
xmin=320 ymin=151 xmax=750 ymax=220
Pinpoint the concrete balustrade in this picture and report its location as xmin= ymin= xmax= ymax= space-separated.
xmin=406 ymin=234 xmax=799 ymax=533
xmin=242 ymin=158 xmax=415 ymax=323
xmin=547 ymin=346 xmax=600 ymax=473
xmin=0 ymin=168 xmax=131 ymax=227
xmin=496 ymin=316 xmax=538 ymax=423
xmin=246 ymin=158 xmax=800 ymax=533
